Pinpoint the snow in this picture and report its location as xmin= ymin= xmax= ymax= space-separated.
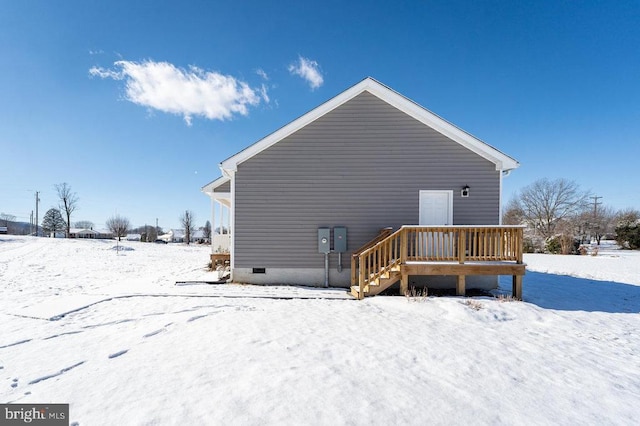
xmin=1 ymin=236 xmax=639 ymax=425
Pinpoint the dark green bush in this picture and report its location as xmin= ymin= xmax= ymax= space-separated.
xmin=615 ymin=224 xmax=640 ymax=249
xmin=545 ymin=237 xmax=561 ymax=254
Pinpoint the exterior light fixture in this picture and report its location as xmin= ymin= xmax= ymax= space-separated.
xmin=461 ymin=185 xmax=470 ymax=197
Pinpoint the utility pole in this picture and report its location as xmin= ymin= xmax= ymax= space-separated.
xmin=35 ymin=191 xmax=40 ymax=237
xmin=30 ymin=210 xmax=33 ymax=236
xmin=590 ymin=195 xmax=603 ymax=245
xmin=590 ymin=195 xmax=602 ymax=218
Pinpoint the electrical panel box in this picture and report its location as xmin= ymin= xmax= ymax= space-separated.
xmin=318 ymin=228 xmax=331 ymax=254
xmin=334 ymin=226 xmax=347 ymax=253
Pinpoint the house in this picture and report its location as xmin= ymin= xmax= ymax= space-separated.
xmin=202 ymin=77 xmax=525 ymax=298
xmin=0 ymin=226 xmax=7 ymax=234
xmin=69 ymin=228 xmax=99 ymax=239
xmin=95 ymin=229 xmax=114 ymax=239
xmin=69 ymin=228 xmax=114 ymax=239
xmin=158 ymin=230 xmax=183 ymax=243
xmin=158 ymin=229 xmax=202 ymax=243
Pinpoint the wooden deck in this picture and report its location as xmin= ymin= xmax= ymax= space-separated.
xmin=210 ymin=253 xmax=230 ymax=268
xmin=351 ymin=226 xmax=525 ymax=300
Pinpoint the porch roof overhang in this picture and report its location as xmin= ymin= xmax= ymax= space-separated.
xmin=201 ymin=175 xmax=229 ymax=194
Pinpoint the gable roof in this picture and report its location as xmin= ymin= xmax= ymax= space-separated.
xmin=220 ymin=77 xmax=519 ymax=173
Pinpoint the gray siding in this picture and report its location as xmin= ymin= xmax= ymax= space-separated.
xmin=235 ymin=91 xmax=500 ymax=269
xmin=213 ymin=180 xmax=230 ymax=193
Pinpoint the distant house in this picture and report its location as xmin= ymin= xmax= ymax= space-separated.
xmin=191 ymin=229 xmax=206 ymax=243
xmin=157 ymin=229 xmax=204 ymax=243
xmin=69 ymin=228 xmax=114 ymax=239
xmin=69 ymin=228 xmax=99 ymax=239
xmin=0 ymin=226 xmax=7 ymax=234
xmin=202 ymin=77 xmax=524 ymax=298
xmin=125 ymin=233 xmax=142 ymax=241
xmin=96 ymin=229 xmax=114 ymax=239
xmin=158 ymin=229 xmax=184 ymax=243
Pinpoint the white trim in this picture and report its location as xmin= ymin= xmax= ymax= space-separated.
xmin=418 ymin=190 xmax=454 ymax=226
xmin=499 ymin=171 xmax=504 ymax=225
xmin=214 ymin=197 xmax=216 ymax=253
xmin=229 ymin=170 xmax=236 ymax=280
xmin=220 ymin=77 xmax=519 ymax=173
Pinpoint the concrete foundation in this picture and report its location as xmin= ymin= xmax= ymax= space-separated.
xmin=232 ymin=267 xmax=498 ymax=291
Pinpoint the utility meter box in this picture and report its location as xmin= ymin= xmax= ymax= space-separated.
xmin=334 ymin=226 xmax=347 ymax=253
xmin=318 ymin=228 xmax=331 ymax=254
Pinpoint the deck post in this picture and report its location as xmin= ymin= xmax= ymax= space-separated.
xmin=351 ymin=255 xmax=356 ymax=285
xmin=400 ymin=273 xmax=408 ymax=296
xmin=516 ymin=228 xmax=524 ymax=264
xmin=512 ymin=275 xmax=523 ymax=300
xmin=400 ymin=227 xmax=407 ymax=263
xmin=456 ymin=275 xmax=466 ymax=296
xmin=458 ymin=230 xmax=466 ymax=264
xmin=358 ymin=253 xmax=366 ymax=300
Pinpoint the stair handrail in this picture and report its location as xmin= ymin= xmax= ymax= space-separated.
xmin=351 ymin=227 xmax=394 ymax=257
xmin=357 ymin=228 xmax=403 ymax=299
xmin=351 ymin=227 xmax=393 ymax=285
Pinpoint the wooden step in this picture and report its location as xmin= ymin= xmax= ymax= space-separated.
xmin=352 ymin=270 xmax=402 ymax=298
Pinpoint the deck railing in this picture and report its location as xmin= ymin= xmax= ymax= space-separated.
xmin=354 ymin=226 xmax=524 ymax=295
xmin=402 ymin=226 xmax=524 ymax=263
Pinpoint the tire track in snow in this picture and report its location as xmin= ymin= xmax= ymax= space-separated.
xmin=0 ymin=339 xmax=32 ymax=349
xmin=28 ymin=361 xmax=86 ymax=385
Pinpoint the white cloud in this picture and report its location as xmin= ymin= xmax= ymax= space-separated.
xmin=89 ymin=66 xmax=122 ymax=80
xmin=288 ymin=56 xmax=324 ymax=90
xmin=259 ymin=84 xmax=270 ymax=103
xmin=89 ymin=60 xmax=266 ymax=125
xmin=256 ymin=68 xmax=269 ymax=80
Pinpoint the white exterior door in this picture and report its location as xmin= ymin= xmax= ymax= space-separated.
xmin=418 ymin=191 xmax=453 ymax=258
xmin=419 ymin=190 xmax=452 ymax=225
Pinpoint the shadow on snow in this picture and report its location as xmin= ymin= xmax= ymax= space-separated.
xmin=499 ymin=272 xmax=640 ymax=314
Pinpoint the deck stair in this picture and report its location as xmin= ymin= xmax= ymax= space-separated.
xmin=350 ymin=225 xmax=526 ymax=299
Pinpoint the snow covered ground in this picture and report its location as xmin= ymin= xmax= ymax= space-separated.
xmin=1 ymin=236 xmax=638 ymax=425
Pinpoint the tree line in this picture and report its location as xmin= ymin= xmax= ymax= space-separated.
xmin=504 ymin=177 xmax=640 ymax=252
xmin=5 ymin=183 xmax=212 ymax=244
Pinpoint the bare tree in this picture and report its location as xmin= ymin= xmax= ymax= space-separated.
xmin=502 ymin=199 xmax=524 ymax=225
xmin=145 ymin=225 xmax=158 ymax=242
xmin=75 ymin=220 xmax=95 ymax=229
xmin=575 ymin=205 xmax=616 ymax=245
xmin=55 ymin=183 xmax=79 ymax=238
xmin=513 ymin=178 xmax=590 ymax=240
xmin=0 ymin=212 xmax=16 ymax=226
xmin=180 ymin=210 xmax=195 ymax=245
xmin=42 ymin=208 xmax=67 ymax=237
xmin=615 ymin=208 xmax=640 ymax=225
xmin=203 ymin=220 xmax=212 ymax=242
xmin=106 ymin=214 xmax=130 ymax=241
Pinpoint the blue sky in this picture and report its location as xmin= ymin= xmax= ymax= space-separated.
xmin=1 ymin=0 xmax=639 ymax=230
